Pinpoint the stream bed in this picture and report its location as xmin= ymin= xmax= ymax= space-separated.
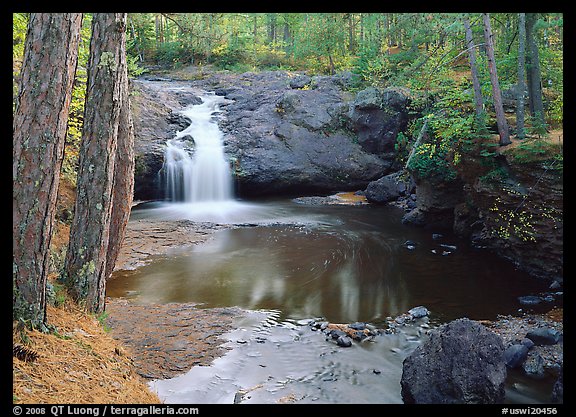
xmin=107 ymin=199 xmax=558 ymax=404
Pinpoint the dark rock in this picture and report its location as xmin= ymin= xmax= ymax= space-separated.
xmin=549 ymin=280 xmax=562 ymax=290
xmin=503 ymin=344 xmax=529 ymax=368
xmin=551 ymin=368 xmax=563 ymax=403
xmin=336 ymin=335 xmax=352 ymax=347
xmin=526 ymin=328 xmax=561 ymax=346
xmin=432 ymin=233 xmax=443 ymax=240
xmin=365 ymin=172 xmax=414 ymax=204
xmin=522 ymin=352 xmax=545 ymax=378
xmin=520 ymin=338 xmax=535 ymax=350
xmin=289 ymin=74 xmax=312 ymax=89
xmin=518 ymin=296 xmax=543 ymax=306
xmin=400 ymin=318 xmax=506 ymax=404
xmin=348 ymin=322 xmax=366 ymax=331
xmin=408 ymin=306 xmax=429 ymax=319
xmin=329 ymin=329 xmax=347 ymax=340
xmin=348 ymin=87 xmax=411 ymax=156
xmin=166 ymin=111 xmax=192 ymax=130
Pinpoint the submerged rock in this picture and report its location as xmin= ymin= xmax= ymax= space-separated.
xmin=401 ymin=318 xmax=506 ymax=404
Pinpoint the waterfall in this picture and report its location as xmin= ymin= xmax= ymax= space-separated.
xmin=162 ymin=93 xmax=233 ymax=203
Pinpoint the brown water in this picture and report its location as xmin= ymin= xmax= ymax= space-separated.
xmin=107 ymin=199 xmax=558 ymax=404
xmin=108 ymin=199 xmax=550 ymax=324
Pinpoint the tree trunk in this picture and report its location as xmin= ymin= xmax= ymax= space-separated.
xmin=104 ymin=75 xmax=135 ymax=281
xmin=525 ymin=13 xmax=546 ymax=128
xmin=64 ymin=13 xmax=128 ymax=314
xmin=482 ymin=13 xmax=511 ymax=146
xmin=13 ymin=13 xmax=83 ymax=330
xmin=517 ymin=13 xmax=527 ymax=139
xmin=463 ymin=16 xmax=485 ymax=118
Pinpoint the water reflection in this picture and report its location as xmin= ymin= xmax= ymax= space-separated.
xmin=108 ymin=201 xmax=550 ymax=324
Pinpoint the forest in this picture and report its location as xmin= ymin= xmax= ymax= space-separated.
xmin=13 ymin=12 xmax=563 ymax=406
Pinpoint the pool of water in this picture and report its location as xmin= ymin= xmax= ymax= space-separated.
xmin=107 ymin=198 xmax=557 ymax=404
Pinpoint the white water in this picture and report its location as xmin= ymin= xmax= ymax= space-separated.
xmin=155 ymin=92 xmax=274 ymax=224
xmin=163 ymin=93 xmax=233 ymax=203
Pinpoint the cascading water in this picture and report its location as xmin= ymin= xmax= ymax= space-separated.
xmin=152 ymin=92 xmax=275 ymax=223
xmin=163 ymin=93 xmax=233 ymax=203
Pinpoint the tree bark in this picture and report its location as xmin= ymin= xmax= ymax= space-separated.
xmin=13 ymin=13 xmax=83 ymax=330
xmin=105 ymin=75 xmax=135 ymax=281
xmin=64 ymin=13 xmax=128 ymax=314
xmin=463 ymin=16 xmax=485 ymax=118
xmin=525 ymin=13 xmax=546 ymax=127
xmin=516 ymin=13 xmax=527 ymax=139
xmin=482 ymin=13 xmax=511 ymax=146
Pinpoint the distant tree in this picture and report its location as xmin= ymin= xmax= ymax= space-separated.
xmin=463 ymin=16 xmax=484 ymax=119
xmin=516 ymin=13 xmax=527 ymax=139
xmin=482 ymin=13 xmax=511 ymax=146
xmin=64 ymin=13 xmax=129 ymax=314
xmin=13 ymin=13 xmax=83 ymax=329
xmin=525 ymin=13 xmax=546 ymax=130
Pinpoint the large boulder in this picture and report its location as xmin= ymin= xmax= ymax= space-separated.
xmin=401 ymin=318 xmax=507 ymax=404
xmin=365 ymin=171 xmax=414 ymax=204
xmin=216 ymin=71 xmax=392 ymax=196
xmin=348 ymin=86 xmax=411 ymax=158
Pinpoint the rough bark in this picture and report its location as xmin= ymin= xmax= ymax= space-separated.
xmin=64 ymin=13 xmax=128 ymax=314
xmin=463 ymin=17 xmax=484 ymax=118
xmin=482 ymin=13 xmax=511 ymax=146
xmin=105 ymin=74 xmax=135 ymax=281
xmin=517 ymin=13 xmax=527 ymax=139
xmin=13 ymin=13 xmax=83 ymax=329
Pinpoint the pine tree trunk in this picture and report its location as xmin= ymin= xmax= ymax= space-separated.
xmin=13 ymin=13 xmax=83 ymax=330
xmin=463 ymin=17 xmax=485 ymax=118
xmin=105 ymin=75 xmax=135 ymax=280
xmin=64 ymin=13 xmax=128 ymax=314
xmin=482 ymin=13 xmax=511 ymax=146
xmin=525 ymin=13 xmax=546 ymax=127
xmin=517 ymin=13 xmax=527 ymax=139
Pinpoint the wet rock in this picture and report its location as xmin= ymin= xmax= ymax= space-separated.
xmin=336 ymin=335 xmax=352 ymax=348
xmin=348 ymin=322 xmax=366 ymax=331
xmin=518 ymin=295 xmax=543 ymax=306
xmin=408 ymin=306 xmax=429 ymax=319
xmin=526 ymin=328 xmax=561 ymax=346
xmin=365 ymin=172 xmax=414 ymax=204
xmin=503 ymin=344 xmax=529 ymax=368
xmin=520 ymin=338 xmax=535 ymax=350
xmin=551 ymin=368 xmax=563 ymax=403
xmin=401 ymin=318 xmax=506 ymax=404
xmin=329 ymin=329 xmax=347 ymax=340
xmin=522 ymin=352 xmax=545 ymax=378
xmin=403 ymin=240 xmax=417 ymax=250
xmin=432 ymin=233 xmax=443 ymax=240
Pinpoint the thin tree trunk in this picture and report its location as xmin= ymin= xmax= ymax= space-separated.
xmin=517 ymin=13 xmax=527 ymax=139
xmin=64 ymin=13 xmax=128 ymax=314
xmin=482 ymin=13 xmax=511 ymax=146
xmin=525 ymin=13 xmax=546 ymax=128
xmin=13 ymin=13 xmax=83 ymax=330
xmin=463 ymin=16 xmax=485 ymax=118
